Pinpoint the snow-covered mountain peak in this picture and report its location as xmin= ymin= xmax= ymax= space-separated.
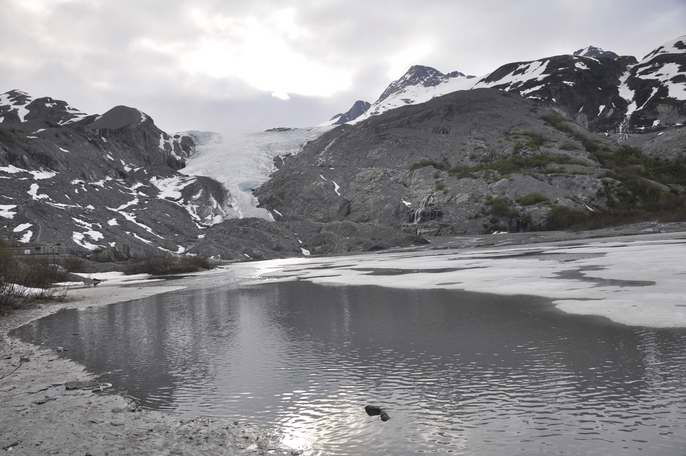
xmin=0 ymin=89 xmax=33 ymax=123
xmin=1 ymin=89 xmax=31 ymax=104
xmin=573 ymin=46 xmax=619 ymax=60
xmin=0 ymin=89 xmax=89 ymax=125
xmin=376 ymin=65 xmax=475 ymax=103
xmin=617 ymin=34 xmax=686 ymax=130
xmin=326 ymin=34 xmax=685 ymax=132
xmin=348 ymin=65 xmax=477 ymax=124
xmin=642 ymin=35 xmax=686 ymax=60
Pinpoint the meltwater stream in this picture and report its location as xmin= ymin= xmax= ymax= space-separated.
xmin=13 ymin=281 xmax=686 ymax=455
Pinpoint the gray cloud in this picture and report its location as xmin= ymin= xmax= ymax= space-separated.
xmin=1 ymin=0 xmax=684 ymax=133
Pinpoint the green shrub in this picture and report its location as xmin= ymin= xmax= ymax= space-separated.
xmin=125 ymin=255 xmax=213 ymax=275
xmin=547 ymin=205 xmax=590 ymax=230
xmin=0 ymin=248 xmax=69 ymax=311
xmin=485 ymin=196 xmax=518 ymax=218
xmin=409 ymin=159 xmax=450 ymax=172
xmin=560 ymin=141 xmax=580 ymax=151
xmin=517 ymin=193 xmax=549 ymax=206
xmin=449 ymin=154 xmax=579 ymax=178
xmin=541 ymin=112 xmax=605 ymax=154
xmin=63 ymin=256 xmax=86 ymax=273
xmin=510 ymin=130 xmax=547 ymax=152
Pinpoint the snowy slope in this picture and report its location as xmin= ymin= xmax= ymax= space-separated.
xmin=618 ymin=35 xmax=686 ymax=130
xmin=351 ymin=65 xmax=478 ymax=124
xmin=0 ymin=89 xmax=89 ymax=125
xmin=0 ymin=90 xmax=231 ymax=255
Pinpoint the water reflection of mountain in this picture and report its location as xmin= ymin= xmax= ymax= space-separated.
xmin=12 ymin=281 xmax=686 ymax=455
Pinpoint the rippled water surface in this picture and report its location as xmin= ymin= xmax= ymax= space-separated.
xmin=14 ymin=282 xmax=686 ymax=455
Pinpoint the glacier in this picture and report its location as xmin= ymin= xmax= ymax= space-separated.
xmin=182 ymin=127 xmax=330 ymax=219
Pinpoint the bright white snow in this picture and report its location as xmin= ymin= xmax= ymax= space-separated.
xmin=72 ymin=231 xmax=103 ymax=250
xmin=27 ymin=183 xmax=50 ymax=200
xmin=474 ymin=59 xmax=550 ymax=91
xmin=18 ymin=230 xmax=33 ymax=243
xmin=0 ymin=205 xmax=17 ymax=219
xmin=354 ymin=74 xmax=477 ymax=123
xmin=0 ymin=164 xmax=56 ymax=180
xmin=12 ymin=223 xmax=32 ymax=233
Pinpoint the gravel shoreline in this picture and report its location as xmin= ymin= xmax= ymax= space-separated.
xmin=0 ymin=278 xmax=297 ymax=456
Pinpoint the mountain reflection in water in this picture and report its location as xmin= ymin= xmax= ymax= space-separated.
xmin=13 ymin=281 xmax=686 ymax=455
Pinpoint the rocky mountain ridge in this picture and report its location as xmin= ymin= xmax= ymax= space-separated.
xmin=331 ymin=35 xmax=686 ymax=133
xmin=0 ymin=89 xmax=233 ymax=257
xmin=0 ymin=90 xmax=422 ymax=259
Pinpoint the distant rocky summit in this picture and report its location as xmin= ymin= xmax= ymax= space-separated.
xmin=328 ymin=100 xmax=371 ymax=125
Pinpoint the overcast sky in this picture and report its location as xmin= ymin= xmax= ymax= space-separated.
xmin=2 ymin=0 xmax=684 ymax=133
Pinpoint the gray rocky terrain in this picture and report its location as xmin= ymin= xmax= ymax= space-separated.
xmin=0 ymin=90 xmax=421 ymax=259
xmin=257 ymin=88 xmax=686 ymax=236
xmin=0 ymin=90 xmax=234 ymax=257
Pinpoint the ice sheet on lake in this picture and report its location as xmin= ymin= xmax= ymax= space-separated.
xmin=240 ymin=233 xmax=686 ymax=328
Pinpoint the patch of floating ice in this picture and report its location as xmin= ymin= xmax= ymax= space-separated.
xmin=239 ymin=234 xmax=686 ymax=328
xmin=74 ymin=271 xmax=160 ymax=286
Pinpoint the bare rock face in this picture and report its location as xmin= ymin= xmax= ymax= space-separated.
xmin=329 ymin=100 xmax=371 ymax=125
xmin=257 ymin=88 xmax=686 ymax=236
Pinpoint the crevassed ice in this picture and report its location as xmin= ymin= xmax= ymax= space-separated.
xmin=183 ymin=127 xmax=329 ymax=219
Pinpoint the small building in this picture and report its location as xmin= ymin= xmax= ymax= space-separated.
xmin=5 ymin=242 xmax=65 ymax=257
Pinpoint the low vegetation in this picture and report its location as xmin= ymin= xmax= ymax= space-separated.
xmin=448 ymin=154 xmax=581 ymax=178
xmin=0 ymin=241 xmax=68 ymax=311
xmin=509 ymin=130 xmax=547 ymax=153
xmin=516 ymin=193 xmax=549 ymax=206
xmin=409 ymin=159 xmax=450 ymax=172
xmin=539 ymin=110 xmax=686 ymax=228
xmin=124 ymin=255 xmax=215 ymax=276
xmin=541 ymin=111 xmax=605 ymax=154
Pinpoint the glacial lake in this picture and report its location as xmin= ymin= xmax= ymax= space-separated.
xmin=13 ymin=280 xmax=686 ymax=455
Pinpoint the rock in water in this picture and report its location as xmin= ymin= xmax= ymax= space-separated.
xmin=365 ymin=405 xmax=390 ymax=421
xmin=364 ymin=405 xmax=382 ymax=416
